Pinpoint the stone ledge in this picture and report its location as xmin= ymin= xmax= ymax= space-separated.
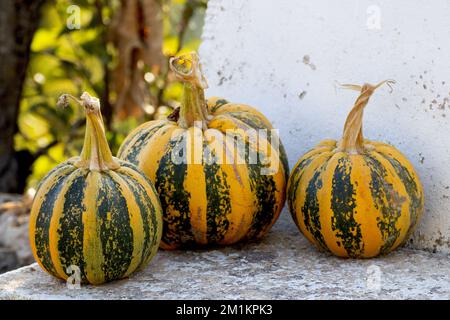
xmin=0 ymin=213 xmax=449 ymax=300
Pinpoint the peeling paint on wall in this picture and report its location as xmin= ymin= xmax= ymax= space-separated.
xmin=200 ymin=0 xmax=450 ymax=253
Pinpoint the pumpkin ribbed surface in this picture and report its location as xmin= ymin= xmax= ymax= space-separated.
xmin=287 ymin=139 xmax=424 ymax=258
xmin=118 ymin=98 xmax=288 ymax=249
xmin=287 ymin=81 xmax=424 ymax=258
xmin=30 ymin=159 xmax=162 ymax=284
xmin=29 ymin=93 xmax=163 ymax=284
xmin=118 ymin=53 xmax=288 ymax=249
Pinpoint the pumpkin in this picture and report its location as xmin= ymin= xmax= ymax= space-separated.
xmin=29 ymin=93 xmax=163 ymax=284
xmin=118 ymin=52 xmax=289 ymax=249
xmin=287 ymin=80 xmax=424 ymax=258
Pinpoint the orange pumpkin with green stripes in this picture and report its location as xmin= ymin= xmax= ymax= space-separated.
xmin=29 ymin=93 xmax=163 ymax=284
xmin=287 ymin=81 xmax=424 ymax=258
xmin=118 ymin=52 xmax=289 ymax=249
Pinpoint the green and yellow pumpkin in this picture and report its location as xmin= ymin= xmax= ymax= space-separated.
xmin=287 ymin=81 xmax=424 ymax=258
xmin=118 ymin=52 xmax=289 ymax=249
xmin=29 ymin=93 xmax=163 ymax=284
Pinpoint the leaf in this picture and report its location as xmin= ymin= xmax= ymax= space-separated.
xmin=31 ymin=29 xmax=59 ymax=52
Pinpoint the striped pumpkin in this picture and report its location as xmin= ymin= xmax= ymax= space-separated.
xmin=118 ymin=52 xmax=289 ymax=249
xmin=29 ymin=93 xmax=163 ymax=284
xmin=287 ymin=81 xmax=424 ymax=258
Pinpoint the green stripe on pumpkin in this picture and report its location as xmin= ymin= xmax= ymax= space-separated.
xmin=203 ymin=143 xmax=231 ymax=243
xmin=119 ymin=160 xmax=161 ymax=201
xmin=244 ymin=145 xmax=278 ymax=240
xmin=208 ymin=98 xmax=229 ymax=113
xmin=96 ymin=173 xmax=134 ymax=282
xmin=119 ymin=122 xmax=166 ymax=164
xmin=228 ymin=112 xmax=290 ymax=181
xmin=378 ymin=152 xmax=422 ymax=241
xmin=119 ymin=171 xmax=158 ymax=266
xmin=155 ymin=134 xmax=194 ymax=247
xmin=364 ymin=154 xmax=403 ymax=254
xmin=278 ymin=141 xmax=290 ymax=182
xmin=227 ymin=111 xmax=269 ymax=130
xmin=35 ymin=161 xmax=74 ymax=191
xmin=302 ymin=162 xmax=328 ymax=250
xmin=57 ymin=170 xmax=88 ymax=281
xmin=330 ymin=157 xmax=363 ymax=257
xmin=34 ymin=165 xmax=75 ymax=276
xmin=287 ymin=154 xmax=317 ymax=225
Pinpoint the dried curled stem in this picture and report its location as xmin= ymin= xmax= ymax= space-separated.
xmin=58 ymin=92 xmax=120 ymax=171
xmin=169 ymin=52 xmax=208 ymax=90
xmin=338 ymin=80 xmax=396 ymax=153
xmin=168 ymin=52 xmax=210 ymax=129
xmin=58 ymin=92 xmax=102 ymax=115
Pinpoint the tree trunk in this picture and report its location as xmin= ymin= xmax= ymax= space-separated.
xmin=109 ymin=0 xmax=164 ymax=120
xmin=0 ymin=0 xmax=45 ymax=193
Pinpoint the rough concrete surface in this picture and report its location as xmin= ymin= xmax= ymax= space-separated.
xmin=0 ymin=212 xmax=448 ymax=300
xmin=0 ymin=194 xmax=34 ymax=272
xmin=199 ymin=0 xmax=450 ymax=253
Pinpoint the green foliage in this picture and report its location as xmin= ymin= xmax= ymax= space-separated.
xmin=19 ymin=0 xmax=206 ymax=189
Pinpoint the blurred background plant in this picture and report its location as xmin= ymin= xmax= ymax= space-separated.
xmin=0 ymin=0 xmax=207 ymax=194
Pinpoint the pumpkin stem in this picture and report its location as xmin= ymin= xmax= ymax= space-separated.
xmin=339 ymin=79 xmax=395 ymax=153
xmin=169 ymin=52 xmax=210 ymax=130
xmin=58 ymin=92 xmax=120 ymax=171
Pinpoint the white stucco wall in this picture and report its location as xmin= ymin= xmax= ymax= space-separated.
xmin=200 ymin=0 xmax=450 ymax=252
